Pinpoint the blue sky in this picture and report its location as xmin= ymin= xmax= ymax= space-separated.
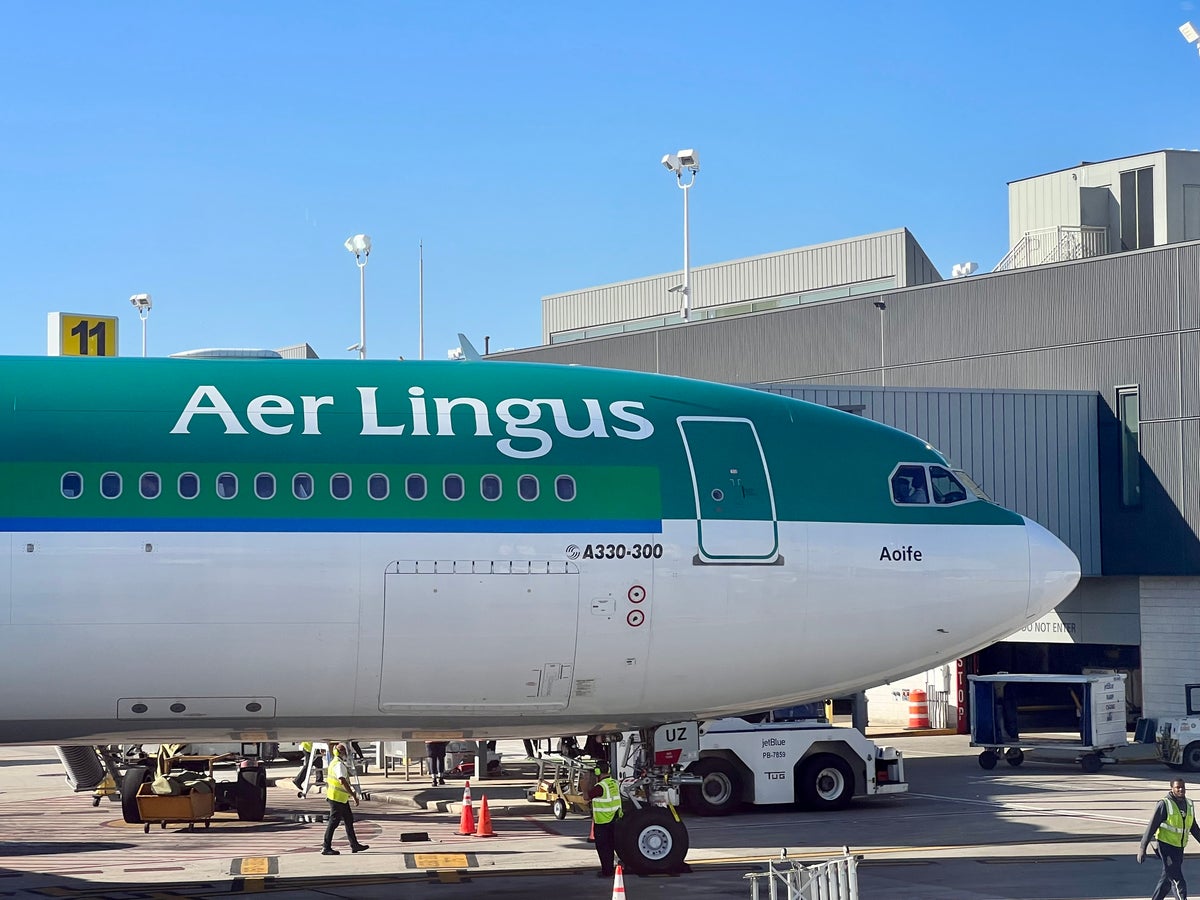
xmin=1 ymin=2 xmax=1196 ymax=361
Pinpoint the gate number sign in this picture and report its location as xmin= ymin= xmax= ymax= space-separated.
xmin=48 ymin=312 xmax=120 ymax=357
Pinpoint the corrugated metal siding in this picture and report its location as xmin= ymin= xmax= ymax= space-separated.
xmin=1140 ymin=577 xmax=1200 ymax=717
xmin=541 ymin=229 xmax=924 ymax=340
xmin=757 ymin=386 xmax=1100 ymax=575
xmin=1009 ymin=168 xmax=1083 ymax=246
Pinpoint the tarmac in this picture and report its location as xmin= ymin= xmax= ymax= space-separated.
xmin=0 ymin=730 xmax=1176 ymax=898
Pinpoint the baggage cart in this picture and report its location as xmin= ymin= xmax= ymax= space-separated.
xmin=968 ymin=673 xmax=1127 ymax=773
xmin=525 ymin=754 xmax=597 ymax=819
xmin=134 ymin=754 xmax=225 ymax=833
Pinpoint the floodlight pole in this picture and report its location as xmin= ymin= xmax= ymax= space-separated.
xmin=679 ymin=172 xmax=693 ymax=322
xmin=129 ymin=294 xmax=152 ymax=357
xmin=357 ymin=258 xmax=366 ymax=360
xmin=662 ymin=150 xmax=699 ymax=322
xmin=344 ymin=235 xmax=371 ymax=360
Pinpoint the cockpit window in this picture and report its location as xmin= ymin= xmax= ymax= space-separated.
xmin=952 ymin=468 xmax=990 ymax=502
xmin=891 ymin=465 xmax=930 ymax=505
xmin=931 ymin=465 xmax=972 ymax=504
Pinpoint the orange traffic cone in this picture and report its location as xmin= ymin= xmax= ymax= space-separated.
xmin=458 ymin=780 xmax=475 ymax=835
xmin=587 ymin=819 xmax=595 ymax=843
xmin=474 ymin=795 xmax=495 ymax=837
xmin=610 ymin=864 xmax=625 ymax=899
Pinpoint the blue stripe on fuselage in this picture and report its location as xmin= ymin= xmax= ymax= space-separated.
xmin=0 ymin=516 xmax=663 ymax=534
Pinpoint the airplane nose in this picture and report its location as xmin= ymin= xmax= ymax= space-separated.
xmin=1024 ymin=516 xmax=1081 ymax=618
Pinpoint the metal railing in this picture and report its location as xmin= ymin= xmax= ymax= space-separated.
xmin=994 ymin=225 xmax=1108 ymax=272
xmin=745 ymin=849 xmax=861 ymax=899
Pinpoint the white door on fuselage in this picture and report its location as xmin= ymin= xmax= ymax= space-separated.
xmin=677 ymin=417 xmax=779 ymax=563
xmin=378 ymin=560 xmax=579 ymax=713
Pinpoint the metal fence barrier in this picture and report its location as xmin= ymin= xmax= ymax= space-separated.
xmin=745 ymin=848 xmax=860 ymax=900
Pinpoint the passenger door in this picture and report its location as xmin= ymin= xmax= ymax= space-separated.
xmin=677 ymin=417 xmax=779 ymax=563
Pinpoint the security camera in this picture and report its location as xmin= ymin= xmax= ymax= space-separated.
xmin=661 ymin=153 xmax=681 ymax=172
xmin=676 ymin=148 xmax=699 ymax=170
xmin=873 ymin=300 xmax=886 ymax=310
xmin=129 ymin=293 xmax=152 ymax=311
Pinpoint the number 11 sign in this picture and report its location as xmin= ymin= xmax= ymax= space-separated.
xmin=47 ymin=312 xmax=120 ymax=357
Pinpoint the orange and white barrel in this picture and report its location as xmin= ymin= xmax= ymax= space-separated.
xmin=907 ymin=689 xmax=930 ymax=729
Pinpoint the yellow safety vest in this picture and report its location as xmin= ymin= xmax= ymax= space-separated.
xmin=1159 ymin=795 xmax=1195 ymax=848
xmin=592 ymin=776 xmax=623 ymax=824
xmin=326 ymin=753 xmax=352 ymax=804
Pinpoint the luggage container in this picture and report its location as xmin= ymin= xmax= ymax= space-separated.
xmin=968 ymin=673 xmax=1127 ymax=773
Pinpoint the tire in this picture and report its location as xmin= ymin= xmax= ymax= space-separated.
xmin=121 ymin=765 xmax=150 ymax=824
xmin=1004 ymin=748 xmax=1024 ymax=767
xmin=1081 ymin=753 xmax=1103 ymax=774
xmin=978 ymin=750 xmax=998 ymax=770
xmin=614 ymin=806 xmax=689 ymax=875
xmin=235 ymin=765 xmax=268 ymax=821
xmin=552 ymin=797 xmax=567 ymax=820
xmin=1183 ymin=742 xmax=1200 ymax=772
xmin=682 ymin=757 xmax=742 ymax=816
xmin=797 ymin=754 xmax=854 ymax=811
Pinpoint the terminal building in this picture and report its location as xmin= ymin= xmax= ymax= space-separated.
xmin=491 ymin=149 xmax=1200 ymax=728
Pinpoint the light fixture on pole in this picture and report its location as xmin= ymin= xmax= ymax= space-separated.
xmin=1181 ymin=21 xmax=1200 ymax=54
xmin=129 ymin=293 xmax=152 ymax=357
xmin=660 ymin=148 xmax=700 ymax=322
xmin=344 ymin=233 xmax=372 ymax=359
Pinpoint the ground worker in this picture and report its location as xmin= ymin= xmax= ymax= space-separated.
xmin=1138 ymin=777 xmax=1200 ymax=899
xmin=588 ymin=758 xmax=623 ymax=878
xmin=322 ymin=743 xmax=369 ymax=856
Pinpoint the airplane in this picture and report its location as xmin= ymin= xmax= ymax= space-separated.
xmin=0 ymin=355 xmax=1079 ymax=871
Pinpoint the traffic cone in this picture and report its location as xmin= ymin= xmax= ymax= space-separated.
xmin=474 ymin=795 xmax=495 ymax=837
xmin=587 ymin=819 xmax=595 ymax=843
xmin=458 ymin=780 xmax=475 ymax=835
xmin=610 ymin=864 xmax=625 ymax=899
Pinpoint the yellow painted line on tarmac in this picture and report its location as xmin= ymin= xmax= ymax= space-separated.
xmin=230 ymin=856 xmax=279 ymax=876
xmin=411 ymin=852 xmax=471 ymax=868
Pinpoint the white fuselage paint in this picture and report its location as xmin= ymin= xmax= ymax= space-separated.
xmin=0 ymin=515 xmax=1069 ymax=744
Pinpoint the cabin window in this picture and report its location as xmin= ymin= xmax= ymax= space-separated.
xmin=518 ymin=474 xmax=539 ymax=501
xmin=930 ymin=465 xmax=969 ymax=504
xmin=368 ymin=473 xmax=389 ymax=500
xmin=293 ymin=473 xmax=314 ymax=500
xmin=481 ymin=474 xmax=502 ymax=501
xmin=1118 ymin=385 xmax=1141 ymax=507
xmin=444 ymin=474 xmax=464 ymax=501
xmin=100 ymin=472 xmax=122 ymax=499
xmin=255 ymin=473 xmax=276 ymax=500
xmin=178 ymin=472 xmax=200 ymax=499
xmin=61 ymin=472 xmax=83 ymax=498
xmin=330 ymin=473 xmax=352 ymax=500
xmin=140 ymin=473 xmax=161 ymax=500
xmin=216 ymin=472 xmax=238 ymax=500
xmin=555 ymin=475 xmax=576 ymax=501
xmin=406 ymin=474 xmax=427 ymax=501
xmin=891 ymin=465 xmax=929 ymax=505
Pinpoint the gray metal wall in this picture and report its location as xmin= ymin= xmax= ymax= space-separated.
xmin=499 ymin=240 xmax=1200 ymax=576
xmin=540 ymin=228 xmax=940 ymax=342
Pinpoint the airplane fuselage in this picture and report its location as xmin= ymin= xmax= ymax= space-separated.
xmin=0 ymin=357 xmax=1079 ymax=743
